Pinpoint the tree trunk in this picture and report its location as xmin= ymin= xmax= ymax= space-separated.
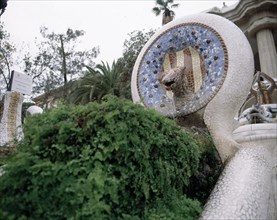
xmin=162 ymin=15 xmax=174 ymax=25
xmin=59 ymin=35 xmax=67 ymax=85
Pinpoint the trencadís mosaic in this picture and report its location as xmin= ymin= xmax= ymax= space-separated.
xmin=136 ymin=22 xmax=228 ymax=116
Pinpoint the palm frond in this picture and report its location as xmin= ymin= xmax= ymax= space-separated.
xmin=70 ymin=60 xmax=124 ymax=104
xmin=152 ymin=7 xmax=161 ymax=16
xmin=85 ymin=65 xmax=94 ymax=73
xmin=85 ymin=65 xmax=100 ymax=77
xmin=156 ymin=0 xmax=165 ymax=7
xmin=171 ymin=3 xmax=179 ymax=8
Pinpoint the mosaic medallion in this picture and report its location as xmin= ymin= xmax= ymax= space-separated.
xmin=135 ymin=22 xmax=228 ymax=116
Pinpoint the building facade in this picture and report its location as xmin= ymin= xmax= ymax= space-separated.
xmin=208 ymin=0 xmax=277 ymax=79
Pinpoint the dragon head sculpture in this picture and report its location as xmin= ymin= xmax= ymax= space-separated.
xmin=161 ymin=66 xmax=194 ymax=111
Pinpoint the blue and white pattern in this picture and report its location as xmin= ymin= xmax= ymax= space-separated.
xmin=137 ymin=23 xmax=228 ymax=116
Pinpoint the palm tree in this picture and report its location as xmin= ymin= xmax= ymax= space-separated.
xmin=0 ymin=0 xmax=8 ymax=16
xmin=152 ymin=0 xmax=179 ymax=25
xmin=70 ymin=61 xmax=123 ymax=104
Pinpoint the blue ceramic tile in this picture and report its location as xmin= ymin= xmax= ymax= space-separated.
xmin=136 ymin=23 xmax=228 ymax=115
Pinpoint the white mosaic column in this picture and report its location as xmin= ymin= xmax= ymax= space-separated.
xmin=0 ymin=91 xmax=24 ymax=146
xmin=256 ymin=29 xmax=277 ymax=79
xmin=200 ymin=124 xmax=277 ymax=220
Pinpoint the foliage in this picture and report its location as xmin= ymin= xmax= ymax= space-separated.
xmin=24 ymin=27 xmax=99 ymax=97
xmin=0 ymin=96 xmax=201 ymax=219
xmin=0 ymin=0 xmax=7 ymax=16
xmin=186 ymin=132 xmax=223 ymax=205
xmin=145 ymin=195 xmax=202 ymax=220
xmin=69 ymin=61 xmax=123 ymax=104
xmin=117 ymin=29 xmax=155 ymax=99
xmin=152 ymin=0 xmax=179 ymax=24
xmin=0 ymin=22 xmax=16 ymax=95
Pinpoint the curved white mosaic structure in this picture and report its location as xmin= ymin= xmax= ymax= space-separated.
xmin=0 ymin=91 xmax=24 ymax=146
xmin=132 ymin=22 xmax=228 ymax=116
xmin=200 ymin=124 xmax=277 ymax=219
xmin=132 ymin=13 xmax=254 ymax=161
xmin=131 ymin=13 xmax=277 ymax=220
xmin=132 ymin=15 xmax=229 ymax=116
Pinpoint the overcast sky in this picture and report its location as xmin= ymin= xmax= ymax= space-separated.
xmin=2 ymin=0 xmax=238 ymax=66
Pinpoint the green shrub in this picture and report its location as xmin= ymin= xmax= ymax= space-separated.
xmin=0 ymin=96 xmax=201 ymax=219
xmin=186 ymin=132 xmax=223 ymax=205
xmin=145 ymin=195 xmax=202 ymax=220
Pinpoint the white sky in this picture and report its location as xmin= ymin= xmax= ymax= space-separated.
xmin=2 ymin=0 xmax=238 ymax=66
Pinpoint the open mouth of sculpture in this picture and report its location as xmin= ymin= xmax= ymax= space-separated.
xmin=163 ymin=78 xmax=176 ymax=90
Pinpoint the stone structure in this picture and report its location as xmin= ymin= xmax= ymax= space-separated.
xmin=239 ymin=104 xmax=277 ymax=125
xmin=200 ymin=129 xmax=276 ymax=219
xmin=250 ymin=71 xmax=275 ymax=105
xmin=202 ymin=103 xmax=277 ymax=219
xmin=26 ymin=105 xmax=43 ymax=116
xmin=161 ymin=66 xmax=194 ymax=111
xmin=202 ymin=2 xmax=277 ymax=217
xmin=0 ymin=91 xmax=24 ymax=146
xmin=208 ymin=0 xmax=277 ymax=79
xmin=131 ymin=12 xmax=276 ymax=220
xmin=201 ymin=122 xmax=277 ymax=219
xmin=239 ymin=72 xmax=277 ymax=125
xmin=132 ymin=13 xmax=254 ymax=161
xmin=209 ymin=1 xmax=277 ymax=121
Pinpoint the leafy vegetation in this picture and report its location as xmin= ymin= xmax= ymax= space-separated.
xmin=144 ymin=195 xmax=202 ymax=220
xmin=0 ymin=2 xmax=222 ymax=217
xmin=0 ymin=96 xmax=203 ymax=219
xmin=186 ymin=132 xmax=223 ymax=205
xmin=69 ymin=61 xmax=123 ymax=104
xmin=0 ymin=0 xmax=7 ymax=16
xmin=23 ymin=27 xmax=99 ymax=98
xmin=117 ymin=29 xmax=155 ymax=99
xmin=69 ymin=29 xmax=156 ymax=104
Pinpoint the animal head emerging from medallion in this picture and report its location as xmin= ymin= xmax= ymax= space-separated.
xmin=161 ymin=66 xmax=194 ymax=111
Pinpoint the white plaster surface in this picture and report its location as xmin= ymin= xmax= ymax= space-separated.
xmin=201 ymin=15 xmax=254 ymax=162
xmin=232 ymin=123 xmax=277 ymax=142
xmin=0 ymin=92 xmax=24 ymax=146
xmin=200 ymin=144 xmax=274 ymax=219
xmin=201 ymin=125 xmax=277 ymax=220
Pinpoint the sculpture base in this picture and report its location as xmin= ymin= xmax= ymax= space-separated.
xmin=200 ymin=123 xmax=277 ymax=220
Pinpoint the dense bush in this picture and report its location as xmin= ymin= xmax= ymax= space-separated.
xmin=186 ymin=132 xmax=222 ymax=205
xmin=144 ymin=195 xmax=202 ymax=220
xmin=0 ymin=97 xmax=202 ymax=219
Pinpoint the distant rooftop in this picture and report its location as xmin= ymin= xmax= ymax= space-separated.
xmin=203 ymin=2 xmax=239 ymax=14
